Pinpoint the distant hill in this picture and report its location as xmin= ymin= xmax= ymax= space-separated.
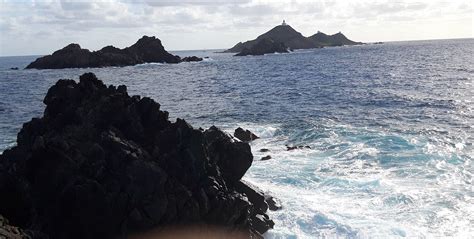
xmin=308 ymin=31 xmax=362 ymax=46
xmin=223 ymin=22 xmax=362 ymax=53
xmin=26 ymin=36 xmax=202 ymax=69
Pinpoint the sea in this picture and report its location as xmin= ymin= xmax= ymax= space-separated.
xmin=0 ymin=39 xmax=473 ymax=238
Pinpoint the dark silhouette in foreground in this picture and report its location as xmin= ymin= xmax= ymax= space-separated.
xmin=0 ymin=73 xmax=275 ymax=238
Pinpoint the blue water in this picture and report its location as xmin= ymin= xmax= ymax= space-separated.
xmin=1 ymin=39 xmax=473 ymax=238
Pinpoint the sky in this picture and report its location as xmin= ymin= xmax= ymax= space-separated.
xmin=0 ymin=0 xmax=472 ymax=56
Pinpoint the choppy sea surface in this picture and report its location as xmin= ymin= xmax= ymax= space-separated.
xmin=1 ymin=39 xmax=473 ymax=238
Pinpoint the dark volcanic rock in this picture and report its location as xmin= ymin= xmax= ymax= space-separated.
xmin=235 ymin=38 xmax=289 ymax=56
xmin=26 ymin=36 xmax=186 ymax=69
xmin=224 ymin=22 xmax=362 ymax=53
xmin=261 ymin=155 xmax=271 ymax=161
xmin=234 ymin=127 xmax=259 ymax=142
xmin=0 ymin=215 xmax=28 ymax=239
xmin=286 ymin=145 xmax=311 ymax=151
xmin=0 ymin=73 xmax=273 ymax=238
xmin=10 ymin=67 xmax=19 ymax=70
xmin=225 ymin=24 xmax=318 ymax=53
xmin=264 ymin=195 xmax=282 ymax=211
xmin=308 ymin=31 xmax=363 ymax=47
xmin=181 ymin=56 xmax=203 ymax=62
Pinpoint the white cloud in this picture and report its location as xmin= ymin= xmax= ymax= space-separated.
xmin=0 ymin=0 xmax=472 ymax=56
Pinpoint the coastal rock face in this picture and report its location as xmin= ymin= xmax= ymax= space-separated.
xmin=0 ymin=73 xmax=273 ymax=238
xmin=235 ymin=38 xmax=289 ymax=56
xmin=25 ymin=36 xmax=201 ymax=69
xmin=224 ymin=23 xmax=362 ymax=53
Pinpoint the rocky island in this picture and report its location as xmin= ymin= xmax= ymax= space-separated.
xmin=0 ymin=73 xmax=276 ymax=238
xmin=26 ymin=36 xmax=203 ymax=69
xmin=235 ymin=38 xmax=289 ymax=56
xmin=225 ymin=21 xmax=363 ymax=56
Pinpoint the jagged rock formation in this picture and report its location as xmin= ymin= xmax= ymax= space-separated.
xmin=224 ymin=23 xmax=362 ymax=53
xmin=0 ymin=73 xmax=274 ymax=239
xmin=234 ymin=128 xmax=259 ymax=142
xmin=26 ymin=36 xmax=202 ymax=69
xmin=225 ymin=25 xmax=317 ymax=53
xmin=235 ymin=38 xmax=289 ymax=56
xmin=308 ymin=31 xmax=362 ymax=46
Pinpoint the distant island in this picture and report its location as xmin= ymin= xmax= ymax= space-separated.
xmin=226 ymin=20 xmax=363 ymax=56
xmin=26 ymin=36 xmax=202 ymax=69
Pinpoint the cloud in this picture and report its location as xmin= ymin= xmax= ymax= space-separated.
xmin=0 ymin=0 xmax=472 ymax=56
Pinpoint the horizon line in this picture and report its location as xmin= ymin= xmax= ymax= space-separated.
xmin=1 ymin=37 xmax=472 ymax=58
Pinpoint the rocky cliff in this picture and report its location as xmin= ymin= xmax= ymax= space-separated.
xmin=0 ymin=73 xmax=274 ymax=239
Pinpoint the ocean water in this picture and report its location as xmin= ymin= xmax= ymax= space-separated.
xmin=1 ymin=39 xmax=473 ymax=238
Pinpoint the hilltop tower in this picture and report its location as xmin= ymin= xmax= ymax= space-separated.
xmin=282 ymin=20 xmax=287 ymax=26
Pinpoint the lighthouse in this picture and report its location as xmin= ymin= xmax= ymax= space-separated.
xmin=282 ymin=20 xmax=287 ymax=26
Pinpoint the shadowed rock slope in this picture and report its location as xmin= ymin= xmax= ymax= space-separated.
xmin=308 ymin=31 xmax=362 ymax=46
xmin=0 ymin=73 xmax=273 ymax=239
xmin=26 ymin=36 xmax=202 ymax=69
xmin=235 ymin=38 xmax=289 ymax=56
xmin=224 ymin=24 xmax=362 ymax=53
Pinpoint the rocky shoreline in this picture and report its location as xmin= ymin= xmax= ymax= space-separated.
xmin=26 ymin=36 xmax=203 ymax=69
xmin=0 ymin=73 xmax=275 ymax=239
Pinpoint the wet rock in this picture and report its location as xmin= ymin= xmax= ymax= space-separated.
xmin=264 ymin=195 xmax=282 ymax=211
xmin=10 ymin=67 xmax=19 ymax=70
xmin=286 ymin=145 xmax=311 ymax=151
xmin=234 ymin=127 xmax=259 ymax=142
xmin=181 ymin=56 xmax=203 ymax=62
xmin=235 ymin=181 xmax=277 ymax=233
xmin=0 ymin=73 xmax=273 ymax=238
xmin=261 ymin=155 xmax=271 ymax=161
xmin=259 ymin=148 xmax=269 ymax=152
xmin=204 ymin=126 xmax=253 ymax=184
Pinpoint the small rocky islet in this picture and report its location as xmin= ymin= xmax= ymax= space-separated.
xmin=26 ymin=36 xmax=203 ymax=69
xmin=0 ymin=73 xmax=278 ymax=239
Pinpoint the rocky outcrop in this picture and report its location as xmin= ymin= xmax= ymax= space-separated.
xmin=235 ymin=38 xmax=289 ymax=56
xmin=234 ymin=127 xmax=259 ymax=142
xmin=223 ymin=23 xmax=362 ymax=53
xmin=181 ymin=56 xmax=203 ymax=62
xmin=225 ymin=25 xmax=318 ymax=53
xmin=0 ymin=73 xmax=273 ymax=238
xmin=286 ymin=145 xmax=311 ymax=151
xmin=26 ymin=36 xmax=202 ymax=69
xmin=261 ymin=155 xmax=271 ymax=161
xmin=308 ymin=31 xmax=363 ymax=47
